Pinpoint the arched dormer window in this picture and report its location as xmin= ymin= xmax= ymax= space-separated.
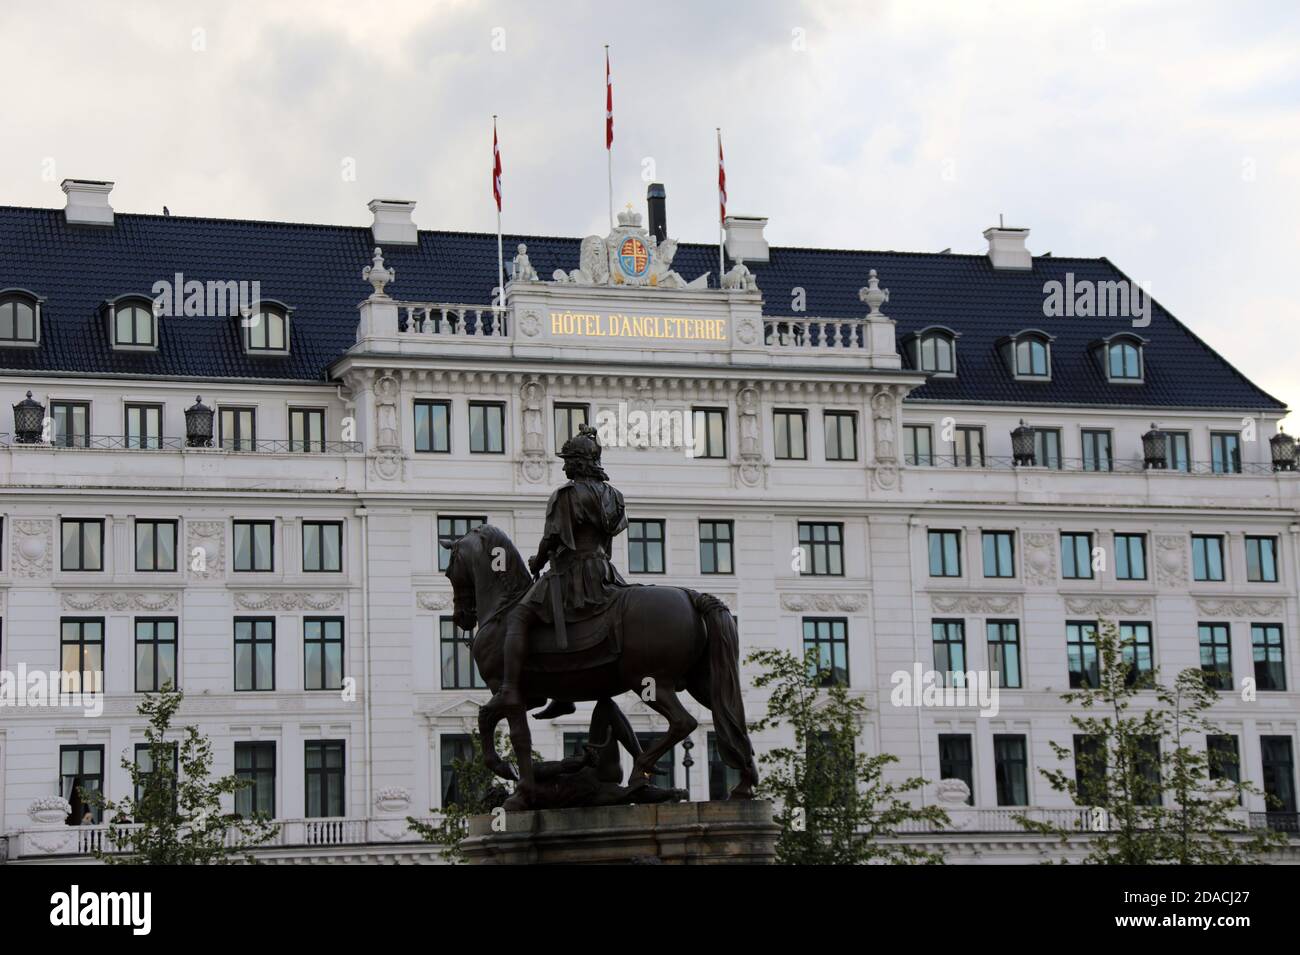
xmin=1094 ymin=333 xmax=1146 ymax=383
xmin=904 ymin=326 xmax=960 ymax=376
xmin=105 ymin=295 xmax=159 ymax=351
xmin=0 ymin=289 xmax=43 ymax=347
xmin=242 ymin=301 xmax=291 ymax=356
xmin=998 ymin=330 xmax=1054 ymax=381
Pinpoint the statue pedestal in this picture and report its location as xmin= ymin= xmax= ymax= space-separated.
xmin=463 ymin=800 xmax=779 ymax=865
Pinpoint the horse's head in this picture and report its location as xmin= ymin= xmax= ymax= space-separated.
xmin=444 ymin=524 xmax=531 ymax=631
xmin=445 ymin=533 xmax=480 ymax=632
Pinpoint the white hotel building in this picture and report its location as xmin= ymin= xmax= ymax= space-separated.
xmin=0 ymin=179 xmax=1297 ymax=863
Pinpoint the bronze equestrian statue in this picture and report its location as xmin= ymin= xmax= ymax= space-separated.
xmin=446 ymin=424 xmax=758 ymax=808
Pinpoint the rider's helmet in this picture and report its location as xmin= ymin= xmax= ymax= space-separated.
xmin=558 ymin=422 xmax=602 ymax=467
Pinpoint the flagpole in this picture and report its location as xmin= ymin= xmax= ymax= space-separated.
xmin=494 ymin=115 xmax=504 ymax=308
xmin=605 ymin=44 xmax=613 ymax=231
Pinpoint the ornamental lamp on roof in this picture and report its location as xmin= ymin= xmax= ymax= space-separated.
xmin=1142 ymin=423 xmax=1168 ymax=469
xmin=1011 ymin=419 xmax=1036 ymax=466
xmin=1270 ymin=427 xmax=1296 ymax=472
xmin=185 ymin=395 xmax=214 ymax=447
xmin=13 ymin=391 xmax=45 ymax=443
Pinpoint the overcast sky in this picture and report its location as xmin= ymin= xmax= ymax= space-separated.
xmin=2 ymin=0 xmax=1296 ymax=417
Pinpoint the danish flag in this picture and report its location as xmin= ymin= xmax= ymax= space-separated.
xmin=605 ymin=49 xmax=614 ymax=149
xmin=717 ymin=130 xmax=726 ymax=223
xmin=492 ymin=119 xmax=502 ymax=212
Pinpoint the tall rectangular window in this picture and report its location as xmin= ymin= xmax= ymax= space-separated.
xmin=440 ymin=734 xmax=475 ymax=807
xmin=437 ymin=516 xmax=485 ymax=572
xmin=61 ymin=617 xmax=104 ymax=679
xmin=1192 ymin=535 xmax=1226 ymax=581
xmin=981 ymin=531 xmax=1015 ymax=578
xmin=1198 ymin=623 xmax=1233 ymax=689
xmin=233 ymin=520 xmax=274 ymax=572
xmin=553 ymin=403 xmax=589 ymax=447
xmin=797 ymin=522 xmax=844 ymax=576
xmin=1207 ymin=735 xmax=1241 ymax=788
xmin=135 ymin=617 xmax=177 ymax=692
xmin=124 ymin=403 xmax=163 ymax=449
xmin=50 ymin=400 xmax=90 ymax=448
xmin=1246 ymin=536 xmax=1279 ymax=583
xmin=1067 ymin=621 xmax=1099 ymax=689
xmin=414 ymin=400 xmax=451 ymax=453
xmin=938 ymin=734 xmax=974 ymax=804
xmin=994 ymin=735 xmax=1028 ymax=806
xmin=1261 ymin=736 xmax=1297 ymax=815
xmin=305 ymin=741 xmax=345 ymax=818
xmin=699 ymin=520 xmax=734 ymax=574
xmin=1074 ymin=735 xmax=1106 ymax=806
xmin=440 ymin=616 xmax=485 ymax=689
xmin=1034 ymin=428 xmax=1063 ymax=469
xmin=304 ymin=617 xmax=344 ymax=691
xmin=692 ymin=408 xmax=727 ymax=459
xmin=1114 ymin=533 xmax=1147 ymax=580
xmin=234 ymin=617 xmax=275 ymax=691
xmin=708 ymin=732 xmax=742 ymax=801
xmin=904 ymin=424 xmax=932 ymax=466
xmin=954 ymin=426 xmax=984 ymax=467
xmin=824 ymin=411 xmax=857 ymax=461
xmin=134 ymin=742 xmax=178 ymax=806
xmin=220 ymin=407 xmax=256 ymax=451
xmin=1061 ymin=532 xmax=1093 ymax=579
xmin=235 ymin=742 xmax=276 ymax=818
xmin=932 ymin=619 xmax=967 ymax=687
xmin=986 ymin=620 xmax=1022 ymax=689
xmin=1119 ymin=621 xmax=1154 ymax=687
xmin=1252 ymin=624 xmax=1286 ymax=691
xmin=289 ymin=408 xmax=325 ymax=452
xmin=60 ymin=745 xmax=104 ymax=824
xmin=1165 ymin=431 xmax=1191 ymax=471
xmin=628 ymin=519 xmax=666 ymax=574
xmin=61 ymin=518 xmax=104 ymax=571
xmin=468 ymin=402 xmax=505 ymax=453
xmin=774 ymin=410 xmax=807 ymax=460
xmin=803 ymin=617 xmax=849 ymax=687
xmin=135 ymin=519 xmax=177 ymax=572
xmin=302 ymin=521 xmax=343 ymax=573
xmin=928 ymin=530 xmax=962 ymax=577
xmin=1211 ymin=432 xmax=1242 ymax=474
xmin=1081 ymin=429 xmax=1113 ymax=472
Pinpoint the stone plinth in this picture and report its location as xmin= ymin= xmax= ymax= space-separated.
xmin=463 ymin=800 xmax=778 ymax=865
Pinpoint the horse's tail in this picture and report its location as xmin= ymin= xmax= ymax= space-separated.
xmin=690 ymin=591 xmax=758 ymax=796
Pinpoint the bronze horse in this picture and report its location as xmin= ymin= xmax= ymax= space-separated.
xmin=446 ymin=524 xmax=758 ymax=804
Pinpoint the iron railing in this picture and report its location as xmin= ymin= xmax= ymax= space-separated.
xmin=904 ymin=454 xmax=1281 ymax=475
xmin=2 ymin=434 xmax=362 ymax=454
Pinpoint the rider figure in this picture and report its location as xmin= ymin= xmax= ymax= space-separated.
xmin=495 ymin=423 xmax=629 ymax=710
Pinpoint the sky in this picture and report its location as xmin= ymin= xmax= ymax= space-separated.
xmin=1 ymin=0 xmax=1297 ymax=418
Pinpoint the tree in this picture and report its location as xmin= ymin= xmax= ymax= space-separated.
xmin=747 ymin=648 xmax=948 ymax=864
xmin=408 ymin=730 xmax=513 ymax=864
xmin=85 ymin=687 xmax=277 ymax=864
xmin=1020 ymin=620 xmax=1285 ymax=863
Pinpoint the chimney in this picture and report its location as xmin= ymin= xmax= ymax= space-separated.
xmin=61 ymin=179 xmax=114 ymax=226
xmin=647 ymin=183 xmax=667 ymax=243
xmin=983 ymin=223 xmax=1032 ymax=270
xmin=723 ymin=215 xmax=769 ymax=263
xmin=368 ymin=199 xmax=418 ymax=246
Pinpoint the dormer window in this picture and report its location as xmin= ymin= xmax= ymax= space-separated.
xmin=999 ymin=330 xmax=1054 ymax=381
xmin=905 ymin=327 xmax=959 ymax=377
xmin=0 ymin=290 xmax=42 ymax=346
xmin=244 ymin=303 xmax=290 ymax=355
xmin=1094 ymin=333 xmax=1146 ymax=383
xmin=107 ymin=296 xmax=158 ymax=350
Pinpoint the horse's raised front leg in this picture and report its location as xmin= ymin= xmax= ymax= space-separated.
xmin=478 ymin=689 xmax=518 ymax=782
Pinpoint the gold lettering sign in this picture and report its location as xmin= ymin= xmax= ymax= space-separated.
xmin=548 ymin=311 xmax=728 ymax=342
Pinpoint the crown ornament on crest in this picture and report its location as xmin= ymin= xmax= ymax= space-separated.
xmin=551 ymin=212 xmax=710 ymax=290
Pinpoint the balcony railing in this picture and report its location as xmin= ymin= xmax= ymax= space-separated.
xmin=1 ymin=434 xmax=362 ymax=454
xmin=1250 ymin=812 xmax=1300 ymax=833
xmin=905 ymin=454 xmax=1282 ymax=476
xmin=398 ymin=302 xmax=510 ymax=336
xmin=763 ymin=318 xmax=866 ymax=350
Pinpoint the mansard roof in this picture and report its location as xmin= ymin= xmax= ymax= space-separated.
xmin=0 ymin=205 xmax=1283 ymax=411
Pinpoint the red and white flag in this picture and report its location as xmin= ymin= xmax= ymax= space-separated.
xmin=492 ymin=119 xmax=502 ymax=211
xmin=717 ymin=130 xmax=727 ymax=223
xmin=605 ymin=49 xmax=614 ymax=149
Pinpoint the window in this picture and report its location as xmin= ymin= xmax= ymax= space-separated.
xmin=692 ymin=408 xmax=727 ymax=459
xmin=50 ymin=400 xmax=90 ymax=448
xmin=61 ymin=617 xmax=104 ymax=679
xmin=1210 ymin=432 xmax=1241 ymax=474
xmin=1107 ymin=341 xmax=1142 ymax=380
xmin=1081 ymin=429 xmax=1113 ymax=472
xmin=233 ymin=520 xmax=274 ymax=572
xmin=1198 ymin=623 xmax=1232 ymax=689
xmin=1165 ymin=431 xmax=1190 ymax=471
xmin=1067 ymin=621 xmax=1099 ymax=688
xmin=563 ymin=732 xmax=589 ymax=759
xmin=797 ymin=522 xmax=844 ymax=576
xmin=134 ymin=742 xmax=178 ymax=806
xmin=289 ymin=408 xmax=325 ymax=452
xmin=414 ymin=400 xmax=451 ymax=453
xmin=774 ymin=410 xmax=807 ymax=460
xmin=302 ymin=521 xmax=342 ymax=573
xmin=982 ymin=531 xmax=1015 ymax=578
xmin=1252 ymin=624 xmax=1285 ymax=691
xmin=1034 ymin=427 xmax=1063 ymax=469
xmin=1207 ymin=735 xmax=1241 ymax=790
xmin=824 ymin=411 xmax=857 ymax=461
xmin=440 ymin=616 xmax=485 ymax=689
xmin=954 ymin=426 xmax=984 ymax=467
xmin=634 ymin=733 xmax=676 ymax=787
xmin=928 ymin=530 xmax=962 ymax=577
xmin=124 ymin=403 xmax=163 ymax=449
xmin=903 ymin=424 xmax=933 ymax=466
xmin=135 ymin=617 xmax=177 ymax=692
xmin=235 ymin=742 xmax=276 ymax=818
xmin=1114 ymin=533 xmax=1147 ymax=580
xmin=1192 ymin=535 xmax=1225 ymax=581
xmin=1061 ymin=532 xmax=1093 ymax=580
xmin=1246 ymin=536 xmax=1279 ymax=583
xmin=1119 ymin=622 xmax=1154 ymax=687
xmin=437 ymin=516 xmax=485 ymax=572
xmin=699 ymin=520 xmax=734 ymax=574
xmin=932 ymin=620 xmax=967 ymax=688
xmin=986 ymin=620 xmax=1022 ymax=689
xmin=1014 ymin=336 xmax=1050 ymax=378
xmin=708 ymin=732 xmax=742 ymax=800
xmin=304 ymin=741 xmax=345 ymax=817
xmin=938 ymin=735 xmax=974 ymax=804
xmin=917 ymin=331 xmax=955 ymax=374
xmin=628 ymin=519 xmax=665 ymax=574
xmin=304 ymin=617 xmax=344 ymax=691
xmin=111 ymin=300 xmax=156 ymax=348
xmin=234 ymin=617 xmax=275 ymax=691
xmin=803 ymin=617 xmax=849 ymax=687
xmin=1074 ymin=734 xmax=1107 ymax=806
xmin=245 ymin=306 xmax=289 ymax=353
xmin=61 ymin=518 xmax=104 ymax=571
xmin=994 ymin=735 xmax=1028 ymax=806
xmin=60 ymin=745 xmax=104 ymax=824
xmin=554 ymin=403 xmax=589 ymax=447
xmin=0 ymin=291 xmax=39 ymax=344
xmin=1135 ymin=737 xmax=1162 ymax=805
xmin=220 ymin=407 xmax=256 ymax=452
xmin=1260 ymin=736 xmax=1297 ymax=815
xmin=135 ymin=519 xmax=177 ymax=572
xmin=440 ymin=734 xmax=475 ymax=807
xmin=468 ymin=401 xmax=505 ymax=453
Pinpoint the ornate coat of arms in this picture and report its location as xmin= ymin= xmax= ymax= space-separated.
xmin=552 ymin=209 xmax=709 ymax=289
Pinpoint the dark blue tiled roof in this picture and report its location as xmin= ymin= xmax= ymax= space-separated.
xmin=0 ymin=206 xmax=1282 ymax=410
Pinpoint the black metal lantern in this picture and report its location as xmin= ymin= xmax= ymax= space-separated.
xmin=1011 ymin=419 xmax=1036 ymax=466
xmin=1142 ymin=423 xmax=1168 ymax=469
xmin=13 ymin=390 xmax=45 ymax=444
xmin=185 ymin=395 xmax=214 ymax=447
xmin=1271 ymin=428 xmax=1297 ymax=472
